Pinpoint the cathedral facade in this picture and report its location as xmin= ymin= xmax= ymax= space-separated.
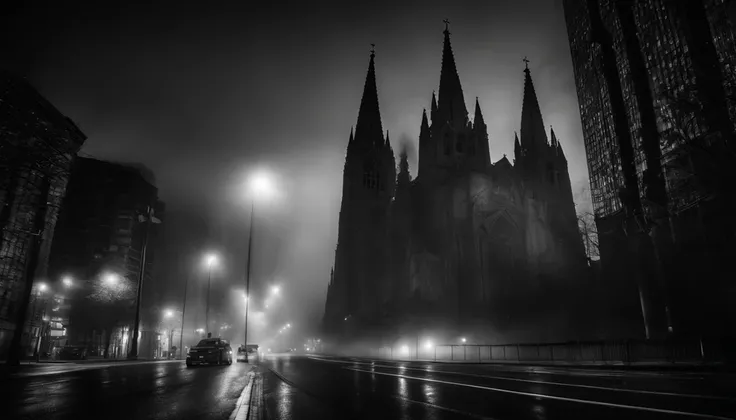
xmin=323 ymin=26 xmax=587 ymax=347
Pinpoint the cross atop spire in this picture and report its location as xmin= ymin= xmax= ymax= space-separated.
xmin=437 ymin=20 xmax=468 ymax=126
xmin=443 ymin=18 xmax=450 ymax=33
xmin=523 ymin=56 xmax=530 ymax=70
xmin=354 ymin=47 xmax=384 ymax=148
xmin=370 ymin=43 xmax=376 ymax=57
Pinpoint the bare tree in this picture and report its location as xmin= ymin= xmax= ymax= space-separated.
xmin=577 ymin=211 xmax=600 ymax=263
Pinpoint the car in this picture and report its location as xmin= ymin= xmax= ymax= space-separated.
xmin=186 ymin=338 xmax=233 ymax=367
xmin=58 ymin=345 xmax=87 ymax=360
xmin=236 ymin=344 xmax=259 ymax=362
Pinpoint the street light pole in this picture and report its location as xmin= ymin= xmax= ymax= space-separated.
xmin=129 ymin=207 xmax=153 ymax=359
xmin=179 ymin=273 xmax=190 ymax=360
xmin=205 ymin=262 xmax=213 ymax=337
xmin=244 ymin=201 xmax=255 ymax=363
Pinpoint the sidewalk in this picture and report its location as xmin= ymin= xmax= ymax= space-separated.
xmin=0 ymin=358 xmax=182 ymax=376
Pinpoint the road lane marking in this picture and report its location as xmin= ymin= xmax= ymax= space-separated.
xmin=308 ymin=356 xmax=733 ymax=401
xmin=229 ymin=370 xmax=255 ymax=420
xmin=391 ymin=394 xmax=500 ymax=420
xmin=346 ymin=367 xmax=732 ymax=420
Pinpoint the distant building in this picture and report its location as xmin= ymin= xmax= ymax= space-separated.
xmin=563 ymin=0 xmax=736 ymax=338
xmin=322 ymin=26 xmax=588 ymax=350
xmin=47 ymin=157 xmax=164 ymax=358
xmin=0 ymin=72 xmax=87 ymax=359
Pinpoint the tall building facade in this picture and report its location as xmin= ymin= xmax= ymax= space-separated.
xmin=563 ymin=0 xmax=736 ymax=338
xmin=47 ymin=157 xmax=164 ymax=357
xmin=0 ymin=72 xmax=86 ymax=358
xmin=323 ymin=26 xmax=587 ymax=350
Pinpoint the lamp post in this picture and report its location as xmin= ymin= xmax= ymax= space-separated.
xmin=204 ymin=254 xmax=217 ymax=338
xmin=128 ymin=205 xmax=160 ymax=360
xmin=178 ymin=273 xmax=191 ymax=360
xmin=243 ymin=171 xmax=275 ymax=363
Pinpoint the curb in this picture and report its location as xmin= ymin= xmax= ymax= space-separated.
xmin=229 ymin=366 xmax=258 ymax=420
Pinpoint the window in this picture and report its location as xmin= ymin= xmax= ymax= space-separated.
xmin=456 ymin=134 xmax=465 ymax=153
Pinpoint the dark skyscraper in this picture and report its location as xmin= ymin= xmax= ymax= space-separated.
xmin=323 ymin=25 xmax=587 ymax=349
xmin=563 ymin=0 xmax=736 ymax=338
xmin=0 ymin=72 xmax=87 ymax=359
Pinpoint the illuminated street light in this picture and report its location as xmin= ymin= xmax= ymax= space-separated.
xmin=38 ymin=283 xmax=47 ymax=292
xmin=461 ymin=337 xmax=467 ymax=344
xmin=104 ymin=273 xmax=119 ymax=285
xmin=204 ymin=252 xmax=218 ymax=337
xmin=424 ymin=340 xmax=433 ymax=350
xmin=62 ymin=276 xmax=73 ymax=288
xmin=164 ymin=309 xmax=174 ymax=318
xmin=271 ymin=285 xmax=280 ymax=295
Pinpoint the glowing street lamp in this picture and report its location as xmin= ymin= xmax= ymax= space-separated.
xmin=104 ymin=273 xmax=119 ymax=286
xmin=62 ymin=276 xmax=73 ymax=288
xmin=164 ymin=309 xmax=174 ymax=318
xmin=271 ymin=285 xmax=280 ymax=295
xmin=38 ymin=283 xmax=48 ymax=292
xmin=204 ymin=253 xmax=218 ymax=337
xmin=424 ymin=340 xmax=433 ymax=350
xmin=243 ymin=170 xmax=277 ymax=363
xmin=461 ymin=337 xmax=467 ymax=344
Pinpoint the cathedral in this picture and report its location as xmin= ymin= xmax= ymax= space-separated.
xmin=323 ymin=25 xmax=588 ymax=347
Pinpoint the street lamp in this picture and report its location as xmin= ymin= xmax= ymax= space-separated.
xmin=271 ymin=285 xmax=280 ymax=295
xmin=461 ymin=337 xmax=467 ymax=344
xmin=243 ymin=170 xmax=275 ymax=363
xmin=204 ymin=253 xmax=218 ymax=338
xmin=62 ymin=276 xmax=73 ymax=288
xmin=104 ymin=273 xmax=118 ymax=286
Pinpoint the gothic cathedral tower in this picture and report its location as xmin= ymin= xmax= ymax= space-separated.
xmin=327 ymin=49 xmax=396 ymax=336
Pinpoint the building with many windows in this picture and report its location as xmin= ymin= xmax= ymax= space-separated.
xmin=0 ymin=71 xmax=86 ymax=359
xmin=563 ymin=0 xmax=736 ymax=338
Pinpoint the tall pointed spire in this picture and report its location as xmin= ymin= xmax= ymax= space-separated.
xmin=421 ymin=108 xmax=430 ymax=134
xmin=437 ymin=20 xmax=468 ymax=126
xmin=474 ymin=97 xmax=485 ymax=130
xmin=519 ymin=61 xmax=548 ymax=153
xmin=385 ymin=130 xmax=391 ymax=148
xmin=550 ymin=126 xmax=558 ymax=147
xmin=354 ymin=45 xmax=384 ymax=148
xmin=397 ymin=147 xmax=411 ymax=187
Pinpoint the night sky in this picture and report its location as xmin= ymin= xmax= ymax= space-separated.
xmin=2 ymin=0 xmax=591 ymax=336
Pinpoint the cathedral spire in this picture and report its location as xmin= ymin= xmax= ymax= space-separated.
xmin=437 ymin=20 xmax=468 ymax=126
xmin=398 ymin=147 xmax=411 ymax=187
xmin=385 ymin=130 xmax=391 ymax=149
xmin=474 ymin=97 xmax=485 ymax=129
xmin=519 ymin=60 xmax=548 ymax=153
xmin=421 ymin=108 xmax=430 ymax=134
xmin=550 ymin=126 xmax=558 ymax=148
xmin=354 ymin=45 xmax=384 ymax=148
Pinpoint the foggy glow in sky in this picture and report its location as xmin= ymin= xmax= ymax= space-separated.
xmin=2 ymin=0 xmax=589 ymax=331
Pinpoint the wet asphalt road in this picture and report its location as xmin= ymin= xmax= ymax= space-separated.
xmin=2 ymin=360 xmax=252 ymax=420
xmin=260 ymin=355 xmax=736 ymax=420
xmin=3 ymin=356 xmax=736 ymax=420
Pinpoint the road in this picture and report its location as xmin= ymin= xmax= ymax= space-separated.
xmin=2 ymin=356 xmax=735 ymax=420
xmin=1 ymin=360 xmax=253 ymax=420
xmin=260 ymin=354 xmax=736 ymax=420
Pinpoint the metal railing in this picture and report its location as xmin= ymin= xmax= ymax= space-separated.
xmin=371 ymin=338 xmax=733 ymax=365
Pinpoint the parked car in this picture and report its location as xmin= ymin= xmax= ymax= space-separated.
xmin=186 ymin=338 xmax=233 ymax=367
xmin=58 ymin=345 xmax=87 ymax=360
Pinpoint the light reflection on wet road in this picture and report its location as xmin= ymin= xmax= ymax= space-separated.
xmin=259 ymin=354 xmax=736 ymax=420
xmin=1 ymin=361 xmax=252 ymax=420
xmin=2 ymin=356 xmax=735 ymax=420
